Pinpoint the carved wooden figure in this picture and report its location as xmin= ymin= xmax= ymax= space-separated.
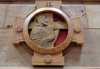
xmin=13 ymin=0 xmax=84 ymax=66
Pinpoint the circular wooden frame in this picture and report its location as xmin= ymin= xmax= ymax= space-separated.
xmin=23 ymin=7 xmax=73 ymax=54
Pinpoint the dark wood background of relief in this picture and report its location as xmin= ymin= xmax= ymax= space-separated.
xmin=0 ymin=0 xmax=100 ymax=4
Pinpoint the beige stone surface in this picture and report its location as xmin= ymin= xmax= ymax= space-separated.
xmin=5 ymin=4 xmax=35 ymax=28
xmin=0 ymin=4 xmax=8 ymax=28
xmin=86 ymin=5 xmax=100 ymax=28
xmin=0 ymin=4 xmax=100 ymax=68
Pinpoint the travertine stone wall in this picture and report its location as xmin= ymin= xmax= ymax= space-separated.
xmin=86 ymin=5 xmax=100 ymax=28
xmin=0 ymin=4 xmax=90 ymax=67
